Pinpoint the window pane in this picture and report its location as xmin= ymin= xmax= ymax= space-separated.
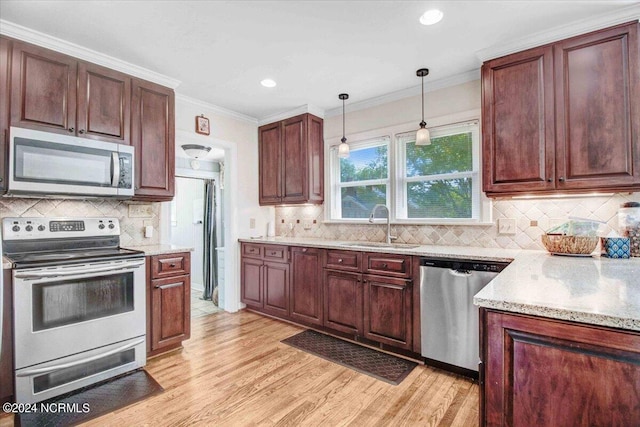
xmin=340 ymin=145 xmax=388 ymax=183
xmin=341 ymin=185 xmax=386 ymax=218
xmin=407 ymin=178 xmax=472 ymax=218
xmin=406 ymin=132 xmax=472 ymax=177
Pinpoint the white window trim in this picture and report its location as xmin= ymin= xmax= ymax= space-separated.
xmin=324 ymin=109 xmax=492 ymax=225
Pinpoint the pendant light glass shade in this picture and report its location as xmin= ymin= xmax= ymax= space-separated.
xmin=415 ymin=68 xmax=431 ymax=146
xmin=337 ymin=93 xmax=350 ymax=158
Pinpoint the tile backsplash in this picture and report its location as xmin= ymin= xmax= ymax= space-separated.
xmin=0 ymin=198 xmax=160 ymax=246
xmin=275 ymin=193 xmax=640 ymax=250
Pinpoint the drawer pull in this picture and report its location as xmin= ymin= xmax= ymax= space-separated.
xmin=270 ymin=251 xmax=276 ymax=255
xmin=381 ymin=263 xmax=388 ymax=268
xmin=302 ymin=248 xmax=307 ymax=252
xmin=338 ymin=258 xmax=343 ymax=263
xmin=170 ymin=263 xmax=176 ymax=268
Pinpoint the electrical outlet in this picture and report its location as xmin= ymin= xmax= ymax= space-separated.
xmin=249 ymin=218 xmax=256 ymax=229
xmin=302 ymin=219 xmax=312 ymax=230
xmin=498 ymin=218 xmax=517 ymax=235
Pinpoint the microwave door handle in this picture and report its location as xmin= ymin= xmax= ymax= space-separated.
xmin=111 ymin=152 xmax=120 ymax=187
xmin=16 ymin=338 xmax=145 ymax=377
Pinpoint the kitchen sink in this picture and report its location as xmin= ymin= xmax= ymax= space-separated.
xmin=339 ymin=242 xmax=421 ymax=249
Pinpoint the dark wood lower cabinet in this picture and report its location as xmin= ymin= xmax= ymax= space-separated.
xmin=1 ymin=269 xmax=13 ymax=403
xmin=290 ymin=247 xmax=322 ymax=326
xmin=480 ymin=308 xmax=640 ymax=426
xmin=323 ymin=270 xmax=363 ymax=335
xmin=263 ymin=261 xmax=289 ymax=318
xmin=241 ymin=257 xmax=263 ymax=309
xmin=147 ymin=253 xmax=191 ymax=357
xmin=363 ymin=274 xmax=412 ymax=350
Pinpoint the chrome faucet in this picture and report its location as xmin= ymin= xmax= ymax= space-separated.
xmin=368 ymin=204 xmax=397 ymax=244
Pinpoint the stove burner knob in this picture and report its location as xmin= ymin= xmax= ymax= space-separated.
xmin=98 ymin=224 xmax=106 ymax=230
xmin=38 ymin=225 xmax=46 ymax=231
xmin=12 ymin=225 xmax=20 ymax=232
xmin=25 ymin=225 xmax=33 ymax=232
xmin=108 ymin=223 xmax=115 ymax=229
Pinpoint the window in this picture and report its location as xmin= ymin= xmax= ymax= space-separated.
xmin=330 ymin=137 xmax=390 ymax=219
xmin=328 ymin=121 xmax=482 ymax=222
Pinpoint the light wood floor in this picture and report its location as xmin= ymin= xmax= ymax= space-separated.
xmin=1 ymin=311 xmax=479 ymax=426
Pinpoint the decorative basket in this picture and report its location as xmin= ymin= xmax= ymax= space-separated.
xmin=541 ymin=234 xmax=598 ymax=255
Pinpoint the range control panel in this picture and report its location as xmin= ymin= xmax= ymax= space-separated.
xmin=2 ymin=217 xmax=120 ymax=240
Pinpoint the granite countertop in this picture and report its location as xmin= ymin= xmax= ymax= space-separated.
xmin=240 ymin=236 xmax=640 ymax=332
xmin=125 ymin=244 xmax=194 ymax=256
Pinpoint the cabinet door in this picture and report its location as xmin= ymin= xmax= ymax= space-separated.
xmin=10 ymin=40 xmax=77 ymax=135
xmin=323 ymin=269 xmax=363 ymax=335
xmin=307 ymin=114 xmax=324 ymax=203
xmin=482 ymin=310 xmax=640 ymax=426
xmin=150 ymin=274 xmax=191 ymax=352
xmin=1 ymin=269 xmax=13 ymax=403
xmin=363 ymin=274 xmax=412 ymax=349
xmin=241 ymin=257 xmax=263 ymax=309
xmin=263 ymin=261 xmax=289 ymax=318
xmin=290 ymin=247 xmax=322 ymax=325
xmin=0 ymin=37 xmax=10 ymax=193
xmin=281 ymin=114 xmax=307 ymax=203
xmin=77 ymin=61 xmax=131 ymax=145
xmin=131 ymin=78 xmax=175 ymax=201
xmin=258 ymin=122 xmax=281 ymax=204
xmin=554 ymin=23 xmax=640 ymax=190
xmin=482 ymin=45 xmax=555 ymax=194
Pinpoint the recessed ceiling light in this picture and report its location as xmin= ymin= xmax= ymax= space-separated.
xmin=420 ymin=9 xmax=443 ymax=26
xmin=261 ymin=78 xmax=277 ymax=88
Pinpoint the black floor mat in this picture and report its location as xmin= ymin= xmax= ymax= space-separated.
xmin=17 ymin=369 xmax=163 ymax=427
xmin=282 ymin=330 xmax=417 ymax=385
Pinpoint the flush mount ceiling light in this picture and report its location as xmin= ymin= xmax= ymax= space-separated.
xmin=182 ymin=144 xmax=211 ymax=170
xmin=415 ymin=68 xmax=431 ymax=146
xmin=337 ymin=93 xmax=350 ymax=158
xmin=260 ymin=78 xmax=277 ymax=88
xmin=419 ymin=9 xmax=444 ymax=26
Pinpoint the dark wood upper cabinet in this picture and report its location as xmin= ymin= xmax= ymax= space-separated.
xmin=258 ymin=113 xmax=323 ymax=205
xmin=77 ymin=61 xmax=130 ymax=144
xmin=290 ymin=247 xmax=323 ymax=326
xmin=555 ymin=23 xmax=640 ymax=190
xmin=482 ymin=22 xmax=640 ymax=196
xmin=482 ymin=45 xmax=555 ymax=194
xmin=10 ymin=40 xmax=77 ymax=134
xmin=0 ymin=37 xmax=10 ymax=193
xmin=10 ymin=40 xmax=131 ymax=145
xmin=131 ymin=78 xmax=175 ymax=201
xmin=480 ymin=309 xmax=640 ymax=426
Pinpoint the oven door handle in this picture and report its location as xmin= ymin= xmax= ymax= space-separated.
xmin=14 ymin=259 xmax=145 ymax=279
xmin=16 ymin=338 xmax=145 ymax=377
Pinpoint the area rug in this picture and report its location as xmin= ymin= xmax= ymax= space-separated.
xmin=282 ymin=330 xmax=417 ymax=385
xmin=17 ymin=369 xmax=163 ymax=427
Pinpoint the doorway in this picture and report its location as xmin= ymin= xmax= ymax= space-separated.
xmin=170 ymin=174 xmax=224 ymax=319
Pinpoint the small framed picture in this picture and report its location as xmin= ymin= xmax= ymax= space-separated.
xmin=195 ymin=115 xmax=210 ymax=135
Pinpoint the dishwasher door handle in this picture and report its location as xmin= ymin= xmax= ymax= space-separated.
xmin=449 ymin=269 xmax=472 ymax=277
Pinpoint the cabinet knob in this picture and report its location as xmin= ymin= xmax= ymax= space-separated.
xmin=302 ymin=248 xmax=307 ymax=252
xmin=338 ymin=258 xmax=343 ymax=263
xmin=547 ymin=178 xmax=552 ymax=183
xmin=170 ymin=263 xmax=176 ymax=267
xmin=559 ymin=177 xmax=565 ymax=182
xmin=270 ymin=251 xmax=276 ymax=255
xmin=382 ymin=263 xmax=388 ymax=268
xmin=79 ymin=129 xmax=85 ymax=134
xmin=68 ymin=127 xmax=75 ymax=133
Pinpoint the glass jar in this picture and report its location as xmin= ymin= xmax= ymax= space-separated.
xmin=618 ymin=202 xmax=640 ymax=257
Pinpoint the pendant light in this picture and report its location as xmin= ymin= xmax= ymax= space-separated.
xmin=415 ymin=68 xmax=431 ymax=145
xmin=337 ymin=93 xmax=350 ymax=158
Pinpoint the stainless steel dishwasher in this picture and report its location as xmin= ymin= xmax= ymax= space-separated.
xmin=420 ymin=258 xmax=509 ymax=373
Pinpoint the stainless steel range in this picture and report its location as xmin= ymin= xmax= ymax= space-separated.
xmin=2 ymin=217 xmax=147 ymax=403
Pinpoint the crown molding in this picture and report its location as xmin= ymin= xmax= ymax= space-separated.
xmin=476 ymin=4 xmax=640 ymax=62
xmin=258 ymin=104 xmax=325 ymax=126
xmin=324 ymin=69 xmax=480 ymax=118
xmin=0 ymin=19 xmax=181 ymax=89
xmin=176 ymin=94 xmax=258 ymax=125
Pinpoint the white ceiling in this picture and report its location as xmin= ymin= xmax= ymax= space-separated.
xmin=1 ymin=1 xmax=638 ymax=121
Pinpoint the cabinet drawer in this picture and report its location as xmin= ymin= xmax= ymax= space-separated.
xmin=325 ymin=250 xmax=361 ymax=271
xmin=263 ymin=245 xmax=288 ymax=261
xmin=364 ymin=253 xmax=412 ymax=278
xmin=150 ymin=252 xmax=190 ymax=279
xmin=242 ymin=243 xmax=263 ymax=258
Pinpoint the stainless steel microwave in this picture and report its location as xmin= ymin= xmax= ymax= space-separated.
xmin=7 ymin=127 xmax=134 ymax=198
